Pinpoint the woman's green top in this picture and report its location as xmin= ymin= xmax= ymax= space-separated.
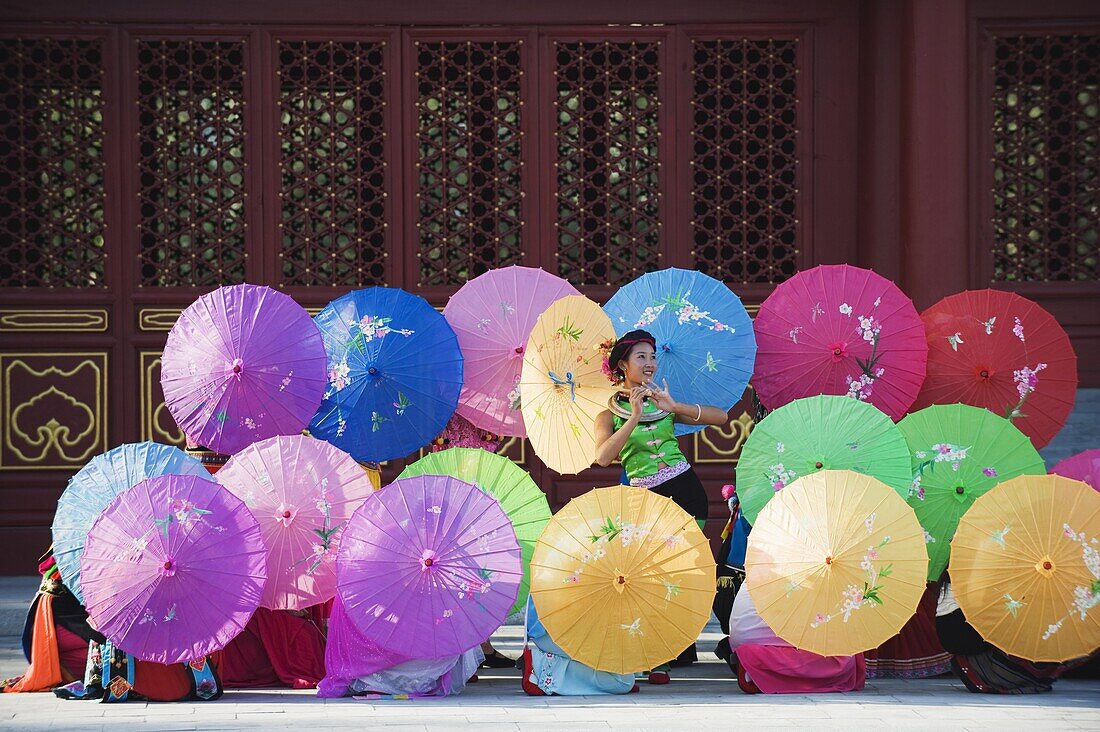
xmin=610 ymin=398 xmax=687 ymax=480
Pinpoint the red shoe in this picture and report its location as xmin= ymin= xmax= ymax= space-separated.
xmin=736 ymin=665 xmax=760 ymax=694
xmin=467 ymin=673 xmax=478 ymax=683
xmin=647 ymin=670 xmax=670 ymax=685
xmin=629 ymin=683 xmax=641 ymax=693
xmin=519 ymin=649 xmax=546 ymax=696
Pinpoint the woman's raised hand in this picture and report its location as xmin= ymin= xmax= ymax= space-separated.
xmin=628 ymin=386 xmax=648 ymax=418
xmin=644 ymin=379 xmax=676 ymax=412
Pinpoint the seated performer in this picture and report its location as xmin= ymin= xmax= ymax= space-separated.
xmin=212 ymin=605 xmax=328 ymax=689
xmin=864 ymin=583 xmax=951 ymax=678
xmin=2 ymin=551 xmax=222 ymax=702
xmin=317 ymin=597 xmax=481 ymax=699
xmin=935 ymin=578 xmax=1064 ymax=694
xmin=728 ymin=587 xmax=866 ymax=694
xmin=520 ymin=597 xmax=637 ymax=696
xmin=427 ymin=415 xmax=514 ymax=670
xmin=189 ymin=436 xmax=376 ymax=690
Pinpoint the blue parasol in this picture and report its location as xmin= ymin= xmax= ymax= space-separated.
xmin=52 ymin=442 xmax=211 ymax=605
xmin=603 ymin=268 xmax=756 ymax=435
xmin=309 ymin=287 xmax=464 ymax=462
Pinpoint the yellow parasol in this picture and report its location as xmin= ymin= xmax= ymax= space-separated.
xmin=950 ymin=474 xmax=1100 ymax=662
xmin=746 ymin=469 xmax=928 ymax=657
xmin=530 ymin=485 xmax=715 ymax=673
xmin=520 ymin=295 xmax=616 ymax=474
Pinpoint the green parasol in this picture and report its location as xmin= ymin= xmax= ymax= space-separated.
xmin=399 ymin=447 xmax=551 ymax=617
xmin=737 ymin=395 xmax=911 ymax=525
xmin=898 ymin=403 xmax=1045 ymax=580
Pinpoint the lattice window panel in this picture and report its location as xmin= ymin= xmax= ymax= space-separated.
xmin=414 ymin=40 xmax=526 ymax=287
xmin=135 ymin=39 xmax=249 ymax=287
xmin=553 ymin=41 xmax=662 ymax=286
xmin=991 ymin=34 xmax=1100 ymax=282
xmin=0 ymin=38 xmax=107 ymax=287
xmin=277 ymin=40 xmax=389 ymax=287
xmin=689 ymin=38 xmax=800 ymax=284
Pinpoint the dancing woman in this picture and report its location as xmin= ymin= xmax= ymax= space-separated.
xmin=594 ymin=329 xmax=728 ymax=682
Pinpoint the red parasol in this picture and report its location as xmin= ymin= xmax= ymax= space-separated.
xmin=911 ymin=289 xmax=1077 ymax=449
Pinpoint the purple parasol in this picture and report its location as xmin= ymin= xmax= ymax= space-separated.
xmin=80 ymin=473 xmax=267 ymax=664
xmin=161 ymin=284 xmax=327 ymax=455
xmin=336 ymin=474 xmax=521 ymax=658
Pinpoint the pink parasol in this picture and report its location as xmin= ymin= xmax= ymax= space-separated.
xmin=443 ymin=266 xmax=579 ymax=437
xmin=80 ymin=473 xmax=267 ymax=664
xmin=216 ymin=434 xmax=377 ymax=610
xmin=752 ymin=264 xmax=928 ymax=420
xmin=161 ymin=284 xmax=328 ymax=455
xmin=337 ymin=474 xmax=522 ymax=658
xmin=1051 ymin=449 xmax=1100 ymax=492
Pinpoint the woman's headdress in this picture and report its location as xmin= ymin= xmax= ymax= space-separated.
xmin=600 ymin=330 xmax=656 ymax=384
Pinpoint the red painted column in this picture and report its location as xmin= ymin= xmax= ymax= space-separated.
xmin=900 ymin=0 xmax=970 ymax=309
xmin=857 ymin=0 xmax=903 ymax=282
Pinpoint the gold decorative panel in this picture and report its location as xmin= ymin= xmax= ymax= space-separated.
xmin=1 ymin=353 xmax=108 ymax=470
xmin=138 ymin=308 xmax=182 ymax=332
xmin=692 ymin=410 xmax=754 ymax=464
xmin=0 ymin=308 xmax=108 ymax=332
xmin=139 ymin=351 xmax=185 ymax=447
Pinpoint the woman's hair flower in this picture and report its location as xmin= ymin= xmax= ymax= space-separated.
xmin=597 ymin=337 xmax=620 ymax=384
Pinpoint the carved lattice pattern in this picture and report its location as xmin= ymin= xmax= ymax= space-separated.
xmin=277 ymin=40 xmax=389 ymax=287
xmin=553 ymin=41 xmax=662 ymax=286
xmin=0 ymin=38 xmax=107 ymax=287
xmin=414 ymin=40 xmax=525 ymax=286
xmin=135 ymin=39 xmax=249 ymax=287
xmin=689 ymin=38 xmax=800 ymax=284
xmin=991 ymin=34 xmax=1100 ymax=282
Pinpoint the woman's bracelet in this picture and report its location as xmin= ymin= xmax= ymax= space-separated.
xmin=695 ymin=403 xmax=702 ymax=421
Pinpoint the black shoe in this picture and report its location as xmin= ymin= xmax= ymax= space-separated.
xmin=480 ymin=650 xmax=515 ymax=668
xmin=713 ymin=637 xmax=738 ymax=675
xmin=669 ymin=643 xmax=698 ymax=667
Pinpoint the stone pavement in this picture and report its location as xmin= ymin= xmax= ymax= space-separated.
xmin=3 ymin=603 xmax=1099 ymax=731
xmin=1 ymin=660 xmax=1098 ymax=731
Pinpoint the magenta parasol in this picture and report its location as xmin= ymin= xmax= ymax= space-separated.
xmin=752 ymin=264 xmax=927 ymax=420
xmin=336 ymin=474 xmax=521 ymax=658
xmin=1051 ymin=449 xmax=1100 ymax=492
xmin=80 ymin=473 xmax=267 ymax=664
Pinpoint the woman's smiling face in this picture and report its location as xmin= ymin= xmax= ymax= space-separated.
xmin=619 ymin=341 xmax=657 ymax=385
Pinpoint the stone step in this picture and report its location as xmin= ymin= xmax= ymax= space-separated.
xmin=0 ymin=577 xmax=38 ymax=637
